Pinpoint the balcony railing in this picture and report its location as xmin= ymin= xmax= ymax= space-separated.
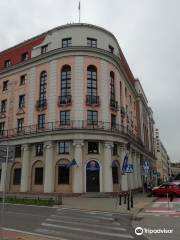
xmin=58 ymin=95 xmax=72 ymax=106
xmin=36 ymin=99 xmax=47 ymax=111
xmin=0 ymin=120 xmax=142 ymax=143
xmin=86 ymin=95 xmax=100 ymax=106
xmin=110 ymin=99 xmax=118 ymax=111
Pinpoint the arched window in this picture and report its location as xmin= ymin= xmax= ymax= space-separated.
xmin=39 ymin=71 xmax=47 ymax=102
xmin=110 ymin=71 xmax=115 ymax=101
xmin=87 ymin=65 xmax=97 ymax=96
xmin=61 ymin=65 xmax=71 ymax=97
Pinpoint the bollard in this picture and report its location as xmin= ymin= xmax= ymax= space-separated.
xmin=131 ymin=194 xmax=133 ymax=208
xmin=127 ymin=193 xmax=130 ymax=210
xmin=119 ymin=194 xmax=122 ymax=205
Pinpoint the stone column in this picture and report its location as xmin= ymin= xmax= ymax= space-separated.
xmin=20 ymin=144 xmax=30 ymax=192
xmin=44 ymin=141 xmax=54 ymax=193
xmin=103 ymin=142 xmax=113 ymax=192
xmin=72 ymin=140 xmax=84 ymax=193
xmin=0 ymin=163 xmax=6 ymax=191
xmin=120 ymin=144 xmax=128 ymax=191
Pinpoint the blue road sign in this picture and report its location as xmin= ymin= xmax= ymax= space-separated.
xmin=143 ymin=160 xmax=149 ymax=170
xmin=125 ymin=164 xmax=134 ymax=173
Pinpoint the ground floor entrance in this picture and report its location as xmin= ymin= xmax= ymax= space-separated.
xmin=86 ymin=160 xmax=100 ymax=192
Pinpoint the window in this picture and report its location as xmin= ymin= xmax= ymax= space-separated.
xmin=1 ymin=100 xmax=7 ymax=112
xmin=109 ymin=45 xmax=114 ymax=53
xmin=60 ymin=111 xmax=70 ymax=125
xmin=21 ymin=52 xmax=29 ymax=62
xmin=112 ymin=166 xmax=119 ymax=184
xmin=13 ymin=168 xmax=21 ymax=185
xmin=18 ymin=95 xmax=25 ymax=109
xmin=3 ymin=81 xmax=8 ymax=91
xmin=62 ymin=38 xmax=72 ymax=48
xmin=41 ymin=45 xmax=48 ymax=54
xmin=15 ymin=145 xmax=21 ymax=158
xmin=38 ymin=114 xmax=45 ymax=129
xmin=36 ymin=143 xmax=44 ymax=156
xmin=111 ymin=114 xmax=116 ymax=128
xmin=87 ymin=38 xmax=97 ymax=48
xmin=110 ymin=72 xmax=115 ymax=101
xmin=88 ymin=142 xmax=99 ymax=154
xmin=58 ymin=165 xmax=69 ymax=184
xmin=39 ymin=71 xmax=47 ymax=102
xmin=17 ymin=118 xmax=24 ymax=132
xmin=0 ymin=122 xmax=5 ymax=135
xmin=112 ymin=143 xmax=118 ymax=155
xmin=4 ymin=59 xmax=11 ymax=68
xmin=61 ymin=65 xmax=71 ymax=98
xmin=58 ymin=141 xmax=70 ymax=154
xmin=87 ymin=65 xmax=97 ymax=96
xmin=87 ymin=110 xmax=98 ymax=125
xmin=34 ymin=167 xmax=43 ymax=185
xmin=20 ymin=74 xmax=27 ymax=86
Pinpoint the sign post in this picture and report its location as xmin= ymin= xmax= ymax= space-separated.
xmin=0 ymin=145 xmax=15 ymax=239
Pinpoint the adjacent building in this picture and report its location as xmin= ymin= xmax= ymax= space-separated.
xmin=0 ymin=23 xmax=156 ymax=194
xmin=155 ymin=129 xmax=170 ymax=182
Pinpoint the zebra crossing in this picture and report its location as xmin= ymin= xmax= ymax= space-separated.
xmin=35 ymin=207 xmax=134 ymax=240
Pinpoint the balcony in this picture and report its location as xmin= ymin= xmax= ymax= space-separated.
xmin=58 ymin=95 xmax=72 ymax=106
xmin=36 ymin=99 xmax=47 ymax=111
xmin=86 ymin=95 xmax=100 ymax=106
xmin=110 ymin=99 xmax=118 ymax=111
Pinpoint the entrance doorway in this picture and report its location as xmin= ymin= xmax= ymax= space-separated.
xmin=86 ymin=160 xmax=100 ymax=192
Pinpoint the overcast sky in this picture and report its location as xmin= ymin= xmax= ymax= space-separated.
xmin=0 ymin=0 xmax=179 ymax=162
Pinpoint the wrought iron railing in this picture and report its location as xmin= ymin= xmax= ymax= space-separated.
xmin=0 ymin=120 xmax=141 ymax=142
xmin=58 ymin=95 xmax=72 ymax=106
xmin=86 ymin=95 xmax=100 ymax=106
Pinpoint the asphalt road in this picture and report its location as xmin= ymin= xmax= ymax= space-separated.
xmin=0 ymin=204 xmax=147 ymax=240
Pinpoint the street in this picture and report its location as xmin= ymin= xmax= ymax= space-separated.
xmin=0 ymin=204 xmax=146 ymax=240
xmin=133 ymin=197 xmax=180 ymax=240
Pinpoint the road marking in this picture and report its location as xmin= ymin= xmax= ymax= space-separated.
xmin=41 ymin=223 xmax=134 ymax=239
xmin=2 ymin=227 xmax=68 ymax=240
xmin=57 ymin=208 xmax=113 ymax=215
xmin=46 ymin=218 xmax=126 ymax=231
xmin=56 ymin=212 xmax=114 ymax=221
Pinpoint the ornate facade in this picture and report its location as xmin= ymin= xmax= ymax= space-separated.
xmin=0 ymin=24 xmax=155 ymax=193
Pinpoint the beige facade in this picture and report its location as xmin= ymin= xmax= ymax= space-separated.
xmin=0 ymin=24 xmax=156 ymax=194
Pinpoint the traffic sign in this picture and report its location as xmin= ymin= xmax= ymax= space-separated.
xmin=143 ymin=160 xmax=149 ymax=170
xmin=125 ymin=164 xmax=134 ymax=173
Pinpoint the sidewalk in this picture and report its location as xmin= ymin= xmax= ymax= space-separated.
xmin=62 ymin=192 xmax=156 ymax=214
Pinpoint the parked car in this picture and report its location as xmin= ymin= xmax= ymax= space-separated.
xmin=152 ymin=182 xmax=180 ymax=197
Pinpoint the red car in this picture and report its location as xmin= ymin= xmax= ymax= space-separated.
xmin=152 ymin=183 xmax=180 ymax=197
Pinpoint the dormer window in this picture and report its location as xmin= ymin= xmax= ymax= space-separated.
xmin=62 ymin=38 xmax=72 ymax=48
xmin=4 ymin=59 xmax=11 ymax=68
xmin=109 ymin=45 xmax=114 ymax=53
xmin=41 ymin=45 xmax=48 ymax=54
xmin=87 ymin=38 xmax=97 ymax=48
xmin=21 ymin=52 xmax=29 ymax=62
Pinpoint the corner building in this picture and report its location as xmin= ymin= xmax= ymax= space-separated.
xmin=0 ymin=24 xmax=156 ymax=194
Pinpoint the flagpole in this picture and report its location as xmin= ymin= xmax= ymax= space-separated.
xmin=78 ymin=1 xmax=81 ymax=23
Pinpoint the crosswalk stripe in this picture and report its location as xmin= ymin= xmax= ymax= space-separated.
xmin=46 ymin=218 xmax=126 ymax=231
xmin=57 ymin=208 xmax=113 ymax=215
xmin=40 ymin=223 xmax=134 ymax=239
xmin=56 ymin=212 xmax=114 ymax=221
